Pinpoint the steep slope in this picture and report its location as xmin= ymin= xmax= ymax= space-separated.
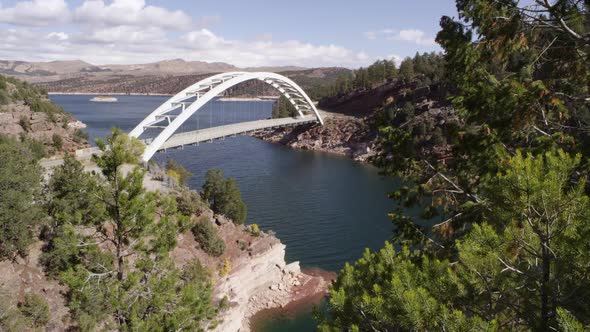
xmin=0 ymin=75 xmax=89 ymax=156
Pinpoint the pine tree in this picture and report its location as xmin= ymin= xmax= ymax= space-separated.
xmin=399 ymin=57 xmax=415 ymax=81
xmin=321 ymin=150 xmax=590 ymax=330
xmin=49 ymin=129 xmax=218 ymax=330
xmin=323 ymin=1 xmax=590 ymax=330
xmin=202 ymin=169 xmax=248 ymax=224
xmin=0 ymin=136 xmax=44 ymax=259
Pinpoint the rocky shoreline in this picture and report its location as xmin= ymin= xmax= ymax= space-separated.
xmin=251 ymin=115 xmax=378 ymax=163
xmin=169 ymin=212 xmax=333 ymax=332
xmin=143 ymin=168 xmax=335 ymax=332
xmin=211 ymin=238 xmax=332 ymax=332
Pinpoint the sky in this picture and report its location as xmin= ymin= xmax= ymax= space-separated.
xmin=0 ymin=0 xmax=458 ymax=68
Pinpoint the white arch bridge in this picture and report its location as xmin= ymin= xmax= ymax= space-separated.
xmin=124 ymin=71 xmax=323 ymax=162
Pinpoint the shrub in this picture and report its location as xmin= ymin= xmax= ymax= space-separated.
xmin=151 ymin=171 xmax=165 ymax=181
xmin=19 ymin=115 xmax=31 ymax=132
xmin=192 ymin=217 xmax=226 ymax=257
xmin=0 ymin=136 xmax=44 ymax=259
xmin=167 ymin=169 xmax=180 ymax=184
xmin=52 ymin=133 xmax=63 ymax=151
xmin=0 ymin=89 xmax=10 ymax=106
xmin=249 ymin=224 xmax=260 ymax=237
xmin=19 ymin=293 xmax=50 ymax=327
xmin=176 ymin=189 xmax=207 ymax=216
xmin=219 ymin=258 xmax=231 ymax=277
xmin=0 ymin=77 xmax=11 ymax=106
xmin=0 ymin=296 xmax=27 ymax=332
xmin=165 ymin=159 xmax=191 ymax=186
xmin=202 ymin=169 xmax=248 ymax=224
xmin=19 ymin=136 xmax=47 ymax=160
xmin=73 ymin=129 xmax=89 ymax=143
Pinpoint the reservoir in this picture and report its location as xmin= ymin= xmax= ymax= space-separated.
xmin=51 ymin=94 xmax=397 ymax=331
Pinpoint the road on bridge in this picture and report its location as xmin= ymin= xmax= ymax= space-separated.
xmin=40 ymin=115 xmax=319 ymax=169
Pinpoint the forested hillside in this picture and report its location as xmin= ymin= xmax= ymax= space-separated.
xmin=0 ymin=128 xmax=261 ymax=331
xmin=318 ymin=0 xmax=590 ymax=331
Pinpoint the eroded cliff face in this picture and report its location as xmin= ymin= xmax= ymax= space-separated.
xmin=212 ymin=240 xmax=330 ymax=332
xmin=170 ymin=213 xmax=331 ymax=332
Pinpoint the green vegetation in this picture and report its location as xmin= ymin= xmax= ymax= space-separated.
xmin=312 ymin=53 xmax=444 ymax=100
xmin=320 ymin=1 xmax=590 ymax=331
xmin=0 ymin=74 xmax=66 ymax=120
xmin=0 ymin=135 xmax=44 ymax=259
xmin=193 ymin=216 xmax=226 ymax=257
xmin=51 ymin=133 xmax=63 ymax=151
xmin=176 ymin=188 xmax=208 ymax=217
xmin=165 ymin=159 xmax=192 ymax=186
xmin=0 ymin=292 xmax=50 ymax=330
xmin=249 ymin=223 xmax=260 ymax=237
xmin=320 ymin=151 xmax=590 ymax=331
xmin=202 ymin=169 xmax=247 ymax=224
xmin=16 ymin=134 xmax=48 ymax=160
xmin=272 ymin=95 xmax=298 ymax=118
xmin=219 ymin=258 xmax=231 ymax=277
xmin=19 ymin=293 xmax=50 ymax=328
xmin=19 ymin=115 xmax=31 ymax=132
xmin=38 ymin=129 xmax=219 ymax=330
xmin=72 ymin=128 xmax=89 ymax=144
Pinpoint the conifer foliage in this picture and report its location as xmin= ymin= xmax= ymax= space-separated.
xmin=321 ymin=1 xmax=590 ymax=330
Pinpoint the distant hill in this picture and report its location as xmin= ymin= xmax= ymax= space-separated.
xmin=33 ymin=67 xmax=352 ymax=98
xmin=0 ymin=60 xmax=96 ymax=77
xmin=0 ymin=58 xmax=311 ymax=82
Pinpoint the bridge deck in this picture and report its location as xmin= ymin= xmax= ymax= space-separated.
xmin=38 ymin=116 xmax=318 ymax=168
xmin=156 ymin=116 xmax=317 ymax=150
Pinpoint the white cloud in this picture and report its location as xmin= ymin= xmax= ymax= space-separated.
xmin=0 ymin=25 xmax=375 ymax=68
xmin=74 ymin=0 xmax=192 ymax=30
xmin=394 ymin=29 xmax=436 ymax=46
xmin=80 ymin=26 xmax=166 ymax=44
xmin=182 ymin=29 xmax=227 ymax=49
xmin=365 ymin=28 xmax=437 ymax=46
xmin=387 ymin=54 xmax=403 ymax=66
xmin=0 ymin=0 xmax=70 ymax=25
xmin=0 ymin=1 xmax=379 ymax=68
xmin=47 ymin=31 xmax=69 ymax=40
xmin=0 ymin=0 xmax=192 ymax=30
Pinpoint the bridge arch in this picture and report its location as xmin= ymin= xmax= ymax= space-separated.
xmin=129 ymin=72 xmax=323 ymax=162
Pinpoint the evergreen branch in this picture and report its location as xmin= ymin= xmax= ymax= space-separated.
xmin=424 ymin=160 xmax=482 ymax=203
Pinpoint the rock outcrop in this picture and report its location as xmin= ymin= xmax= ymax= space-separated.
xmin=170 ymin=212 xmax=331 ymax=332
xmin=252 ymin=115 xmax=377 ymax=163
xmin=0 ymin=102 xmax=88 ymax=153
xmin=212 ymin=239 xmax=330 ymax=332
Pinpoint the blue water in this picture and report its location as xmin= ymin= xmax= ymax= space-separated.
xmin=51 ymin=95 xmax=396 ymax=330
